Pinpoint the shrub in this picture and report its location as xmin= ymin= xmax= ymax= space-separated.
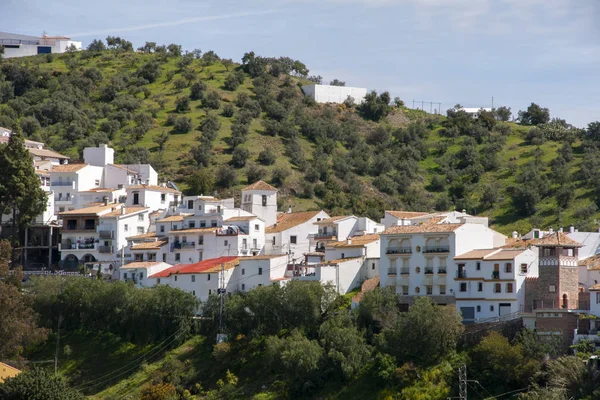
xmin=203 ymin=91 xmax=221 ymax=109
xmin=222 ymin=103 xmax=235 ymax=118
xmin=175 ymin=95 xmax=190 ymax=113
xmin=172 ymin=116 xmax=193 ymax=133
xmin=190 ymin=81 xmax=207 ymax=100
xmin=258 ymin=148 xmax=277 ymax=165
xmin=246 ymin=164 xmax=267 ymax=183
xmin=231 ymin=147 xmax=250 ymax=168
xmin=216 ymin=166 xmax=237 ymax=188
xmin=271 ymin=166 xmax=290 ymax=186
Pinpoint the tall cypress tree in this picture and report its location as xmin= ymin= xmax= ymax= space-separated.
xmin=0 ymin=126 xmax=46 ymax=249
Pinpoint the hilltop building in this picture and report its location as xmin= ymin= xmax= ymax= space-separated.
xmin=0 ymin=32 xmax=81 ymax=58
xmin=301 ymin=84 xmax=368 ymax=105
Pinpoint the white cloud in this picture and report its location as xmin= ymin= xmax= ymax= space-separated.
xmin=67 ymin=9 xmax=278 ymax=37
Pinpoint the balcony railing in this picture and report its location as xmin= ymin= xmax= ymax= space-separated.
xmin=423 ymin=246 xmax=450 ymax=254
xmin=491 ymin=271 xmax=500 ymax=279
xmin=386 ymin=247 xmax=412 ymax=254
xmin=437 ymin=268 xmax=447 ymax=275
xmin=456 ymin=270 xmax=467 ymax=279
xmin=181 ymin=242 xmax=196 ymax=248
xmin=315 ymin=232 xmax=336 ymax=238
xmin=99 ymin=245 xmax=113 ymax=253
xmin=54 ymin=196 xmax=72 ymax=202
xmin=400 ymin=267 xmax=410 ymax=275
xmin=388 ymin=268 xmax=397 ymax=276
xmin=60 ymin=241 xmax=96 ymax=251
xmin=424 ymin=268 xmax=434 ymax=275
xmin=99 ymin=230 xmax=114 ymax=239
xmin=51 ymin=181 xmax=74 ymax=187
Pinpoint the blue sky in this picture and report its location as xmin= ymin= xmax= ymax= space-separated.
xmin=2 ymin=0 xmax=599 ymax=127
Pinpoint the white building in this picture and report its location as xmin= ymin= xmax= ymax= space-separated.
xmin=236 ymin=254 xmax=289 ymax=291
xmin=120 ymin=261 xmax=171 ymax=287
xmin=379 ymin=221 xmax=506 ymax=306
xmin=301 ymin=84 xmax=368 ymax=105
xmin=0 ymin=32 xmax=82 ymax=58
xmin=313 ymin=216 xmax=384 ymax=251
xmin=49 ymin=164 xmax=104 ymax=213
xmin=126 ymin=184 xmax=181 ymax=211
xmin=454 ymin=248 xmax=538 ymax=322
xmin=265 ymin=210 xmax=330 ymax=259
xmin=240 ymin=181 xmax=278 ymax=227
xmin=148 ymin=256 xmax=240 ymax=303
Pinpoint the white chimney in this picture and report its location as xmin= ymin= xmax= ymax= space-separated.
xmin=462 ymin=209 xmax=466 ymax=214
xmin=570 ymin=225 xmax=575 ymax=233
xmin=548 ymin=227 xmax=553 ymax=234
xmin=288 ymin=206 xmax=292 ymax=214
xmin=512 ymin=231 xmax=518 ymax=239
xmin=559 ymin=227 xmax=563 ymax=233
xmin=103 ymin=196 xmax=109 ymax=206
xmin=346 ymin=237 xmax=351 ymax=245
xmin=121 ymin=207 xmax=126 ymax=215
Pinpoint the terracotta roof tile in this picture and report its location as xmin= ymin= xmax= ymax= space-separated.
xmin=242 ymin=180 xmax=277 ymax=192
xmin=383 ymin=223 xmax=463 ymax=235
xmin=239 ymin=254 xmax=287 ymax=260
xmin=590 ymin=283 xmax=600 ymax=291
xmin=323 ymin=256 xmax=363 ymax=264
xmin=327 ymin=234 xmax=380 ymax=248
xmin=100 ymin=206 xmax=148 ymax=218
xmin=29 ymin=148 xmax=70 ymax=159
xmin=127 ymin=184 xmax=180 ymax=194
xmin=386 ymin=211 xmax=430 ymax=219
xmin=530 ymin=232 xmax=583 ymax=248
xmin=80 ymin=187 xmax=120 ymax=193
xmin=51 ymin=163 xmax=88 ymax=172
xmin=224 ymin=216 xmax=259 ymax=222
xmin=157 ymin=215 xmax=185 ymax=223
xmin=266 ymin=211 xmax=322 ymax=233
xmin=120 ymin=261 xmax=166 ymax=269
xmin=127 ymin=232 xmax=161 ymax=240
xmin=131 ymin=239 xmax=169 ymax=250
xmin=168 ymin=227 xmax=216 ymax=235
xmin=581 ymin=255 xmax=600 ymax=269
xmin=502 ymin=237 xmax=530 ymax=249
xmin=484 ymin=249 xmax=527 ymax=260
xmin=59 ymin=203 xmax=120 ymax=216
xmin=455 ymin=249 xmax=500 ymax=260
xmin=150 ymin=256 xmax=239 ymax=277
xmin=314 ymin=216 xmax=353 ymax=225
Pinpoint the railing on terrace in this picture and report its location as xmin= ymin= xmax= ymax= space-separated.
xmin=99 ymin=246 xmax=113 ymax=253
xmin=78 ymin=242 xmax=95 ymax=249
xmin=386 ymin=247 xmax=412 ymax=254
xmin=388 ymin=268 xmax=397 ymax=276
xmin=521 ymin=301 xmax=590 ymax=312
xmin=423 ymin=246 xmax=450 ymax=253
xmin=99 ymin=230 xmax=114 ymax=239
xmin=400 ymin=267 xmax=410 ymax=275
xmin=424 ymin=267 xmax=434 ymax=275
xmin=456 ymin=270 xmax=467 ymax=278
xmin=51 ymin=181 xmax=74 ymax=187
xmin=0 ymin=38 xmax=40 ymax=45
xmin=181 ymin=242 xmax=196 ymax=248
xmin=491 ymin=271 xmax=500 ymax=279
xmin=437 ymin=268 xmax=447 ymax=274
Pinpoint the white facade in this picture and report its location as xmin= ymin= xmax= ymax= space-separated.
xmin=0 ymin=32 xmax=82 ymax=58
xmin=240 ymin=182 xmax=278 ymax=227
xmin=454 ymin=248 xmax=538 ymax=322
xmin=120 ymin=262 xmax=171 ymax=287
xmin=380 ymin=222 xmax=504 ymax=304
xmin=126 ymin=185 xmax=181 ymax=212
xmin=301 ymin=84 xmax=368 ymax=105
xmin=235 ymin=255 xmax=289 ymax=291
xmin=265 ymin=211 xmax=330 ymax=260
xmin=50 ymin=164 xmax=104 ymax=213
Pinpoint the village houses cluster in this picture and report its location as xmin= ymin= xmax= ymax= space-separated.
xmin=6 ymin=131 xmax=600 ymax=348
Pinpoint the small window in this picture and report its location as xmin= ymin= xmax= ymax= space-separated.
xmin=207 ymin=274 xmax=211 ymax=281
xmin=191 ymin=275 xmax=196 ymax=282
xmin=255 ymin=224 xmax=259 ymax=231
xmin=200 ymin=221 xmax=206 ymax=227
xmin=478 ymin=282 xmax=483 ymax=292
xmin=476 ymin=262 xmax=481 ymax=270
xmin=162 ymin=253 xmax=166 ymax=262
xmin=137 ymin=227 xmax=144 ymax=234
xmin=262 ymin=195 xmax=267 ymax=206
xmin=258 ymin=267 xmax=263 ymax=275
xmin=139 ymin=272 xmax=143 ymax=279
xmin=123 ymin=273 xmax=128 ymax=280
xmin=416 ymin=266 xmax=421 ymax=274
xmin=402 ymin=286 xmax=409 ymax=295
xmin=192 ymin=290 xmax=196 ymax=296
xmin=211 ymin=220 xmax=217 ymax=227
xmin=209 ymin=289 xmax=212 ymax=295
xmin=426 ymin=285 xmax=432 ymax=295
xmin=242 ymin=268 xmax=245 ymax=275
xmin=187 ymin=200 xmax=194 ymax=209
xmin=490 ymin=305 xmax=494 ymax=312
xmin=506 ymin=283 xmax=513 ymax=293
xmin=272 ymin=236 xmax=276 ymax=245
xmin=372 ymin=263 xmax=375 ymax=270
xmin=341 ymin=253 xmax=345 ymax=259
xmin=138 ymin=214 xmax=144 ymax=221
xmin=242 ymin=284 xmax=245 ymax=291
xmin=439 ymin=285 xmax=446 ymax=295
xmin=118 ymin=184 xmax=124 ymax=189
xmin=520 ymin=263 xmax=527 ymax=274
xmin=95 ymin=179 xmax=100 ymax=186
xmin=460 ymin=282 xmax=467 ymax=292
xmin=157 ymin=278 xmax=161 ymax=284
xmin=549 ymin=285 xmax=556 ymax=292
xmin=476 ymin=305 xmax=481 ymax=312
xmin=494 ymin=283 xmax=501 ymax=293
xmin=174 ymin=275 xmax=178 ymax=282
xmin=290 ymin=236 xmax=297 ymax=244
xmin=161 ymin=193 xmax=166 ymax=203
xmin=415 ymin=286 xmax=421 ymax=294
xmin=224 ymin=240 xmax=228 ymax=246
xmin=124 ymin=224 xmax=128 ymax=232
xmin=175 ymin=253 xmax=180 ymax=261
xmin=160 ymin=225 xmax=165 ymax=233
xmin=505 ymin=263 xmax=512 ymax=273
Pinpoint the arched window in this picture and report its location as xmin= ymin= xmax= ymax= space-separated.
xmin=562 ymin=294 xmax=568 ymax=309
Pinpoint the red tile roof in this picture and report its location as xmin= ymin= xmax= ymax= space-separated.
xmin=242 ymin=180 xmax=277 ymax=192
xmin=150 ymin=256 xmax=239 ymax=277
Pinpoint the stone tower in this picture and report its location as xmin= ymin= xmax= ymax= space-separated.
xmin=240 ymin=180 xmax=278 ymax=227
xmin=529 ymin=231 xmax=583 ymax=310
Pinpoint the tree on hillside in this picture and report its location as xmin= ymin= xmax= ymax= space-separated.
xmin=376 ymin=297 xmax=463 ymax=366
xmin=221 ymin=58 xmax=234 ymax=71
xmin=0 ymin=367 xmax=84 ymax=400
xmin=0 ymin=128 xmax=47 ymax=248
xmin=494 ymin=106 xmax=512 ymax=121
xmin=86 ymin=39 xmax=106 ymax=52
xmin=329 ymin=79 xmax=345 ymax=87
xmin=185 ymin=170 xmax=214 ymax=196
xmin=519 ymin=103 xmax=550 ymax=126
xmin=584 ymin=121 xmax=600 ymax=142
xmin=357 ymin=91 xmax=391 ymax=122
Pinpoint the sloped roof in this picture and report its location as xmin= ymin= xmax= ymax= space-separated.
xmin=239 ymin=254 xmax=287 ymax=261
xmin=51 ymin=163 xmax=87 ymax=172
xmin=29 ymin=148 xmax=70 ymax=159
xmin=242 ymin=180 xmax=277 ymax=192
xmin=314 ymin=216 xmax=354 ymax=225
xmin=590 ymin=283 xmax=600 ymax=291
xmin=127 ymin=232 xmax=161 ymax=240
xmin=327 ymin=234 xmax=380 ymax=248
xmin=130 ymin=239 xmax=169 ymax=250
xmin=168 ymin=227 xmax=216 ymax=235
xmin=530 ymin=232 xmax=583 ymax=248
xmin=120 ymin=261 xmax=166 ymax=269
xmin=502 ymin=237 xmax=530 ymax=249
xmin=382 ymin=223 xmax=463 ymax=235
xmin=485 ymin=249 xmax=527 ymax=260
xmin=224 ymin=216 xmax=259 ymax=222
xmin=150 ymin=256 xmax=239 ymax=277
xmin=266 ymin=211 xmax=322 ymax=233
xmin=100 ymin=206 xmax=148 ymax=218
xmin=386 ymin=211 xmax=430 ymax=219
xmin=59 ymin=203 xmax=119 ymax=216
xmin=580 ymin=255 xmax=600 ymax=270
xmin=454 ymin=249 xmax=499 ymax=260
xmin=80 ymin=187 xmax=120 ymax=193
xmin=323 ymin=256 xmax=363 ymax=264
xmin=157 ymin=215 xmax=184 ymax=223
xmin=127 ymin=184 xmax=180 ymax=194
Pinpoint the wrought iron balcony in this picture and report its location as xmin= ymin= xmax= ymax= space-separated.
xmin=423 ymin=246 xmax=450 ymax=254
xmin=386 ymin=247 xmax=412 ymax=254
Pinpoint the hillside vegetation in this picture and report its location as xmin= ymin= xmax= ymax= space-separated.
xmin=1 ymin=40 xmax=599 ymax=234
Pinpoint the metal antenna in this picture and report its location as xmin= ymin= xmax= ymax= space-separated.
xmin=459 ymin=365 xmax=468 ymax=400
xmin=217 ymin=263 xmax=225 ymax=343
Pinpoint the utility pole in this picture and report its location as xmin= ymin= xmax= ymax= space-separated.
xmin=458 ymin=365 xmax=467 ymax=400
xmin=491 ymin=96 xmax=494 ymax=110
xmin=54 ymin=314 xmax=63 ymax=375
xmin=216 ymin=263 xmax=226 ymax=343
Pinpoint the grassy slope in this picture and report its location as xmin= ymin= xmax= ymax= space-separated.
xmin=9 ymin=52 xmax=596 ymax=235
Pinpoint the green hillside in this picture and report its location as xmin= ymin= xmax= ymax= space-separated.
xmin=1 ymin=43 xmax=597 ymax=235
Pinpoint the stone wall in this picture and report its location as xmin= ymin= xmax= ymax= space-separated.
xmin=535 ymin=311 xmax=579 ymax=350
xmin=559 ymin=266 xmax=580 ymax=309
